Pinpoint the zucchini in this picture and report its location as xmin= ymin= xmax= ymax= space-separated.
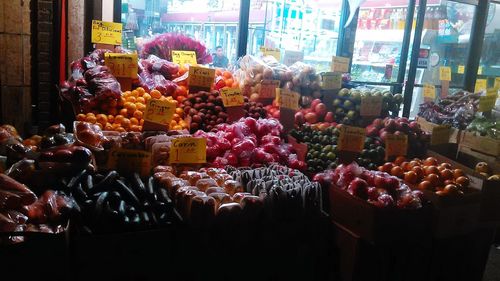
xmin=115 ymin=179 xmax=140 ymax=207
xmin=118 ymin=200 xmax=127 ymax=219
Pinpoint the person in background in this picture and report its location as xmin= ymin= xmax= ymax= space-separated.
xmin=212 ymin=46 xmax=229 ymax=68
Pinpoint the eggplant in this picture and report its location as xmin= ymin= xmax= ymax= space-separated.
xmin=94 ymin=191 xmax=109 ymax=220
xmin=131 ymin=173 xmax=147 ymax=199
xmin=91 ymin=171 xmax=119 ymax=194
xmin=146 ymin=176 xmax=157 ymax=201
xmin=107 ymin=191 xmax=121 ymax=208
xmin=115 ymin=179 xmax=140 ymax=207
xmin=67 ymin=169 xmax=87 ymax=191
xmin=82 ymin=174 xmax=93 ymax=193
xmin=72 ymin=183 xmax=88 ymax=203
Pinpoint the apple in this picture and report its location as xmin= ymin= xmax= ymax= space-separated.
xmin=347 ymin=178 xmax=369 ymax=199
xmin=384 ymin=177 xmax=400 ymax=192
xmin=377 ymin=194 xmax=394 ymax=207
xmin=372 ymin=118 xmax=384 ymax=129
xmin=314 ymin=103 xmax=327 ymax=118
xmin=379 ymin=128 xmax=389 ymax=142
xmin=272 ymin=110 xmax=280 ymax=119
xmin=305 ymin=112 xmax=318 ymax=124
xmin=295 ymin=112 xmax=305 ymax=126
xmin=310 ymin=99 xmax=322 ymax=109
xmin=384 ymin=119 xmax=397 ymax=132
xmin=324 ymin=112 xmax=335 ymax=123
xmin=408 ymin=121 xmax=420 ymax=132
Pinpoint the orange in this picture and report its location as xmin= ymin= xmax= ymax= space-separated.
xmin=125 ymin=102 xmax=137 ymax=112
xmin=173 ymin=113 xmax=180 ymax=120
xmin=96 ymin=114 xmax=108 ymax=125
xmin=121 ymin=118 xmax=131 ymax=129
xmin=131 ymin=90 xmax=139 ymax=97
xmin=123 ymin=91 xmax=131 ymax=96
xmin=104 ymin=123 xmax=114 ymax=130
xmin=130 ymin=117 xmax=139 ymax=125
xmin=136 ymin=87 xmax=145 ymax=94
xmin=136 ymin=97 xmax=145 ymax=104
xmin=119 ymin=97 xmax=126 ymax=106
xmin=85 ymin=115 xmax=96 ymax=124
xmin=126 ymin=96 xmax=137 ymax=103
xmin=136 ymin=103 xmax=146 ymax=111
xmin=119 ymin=108 xmax=128 ymax=117
xmin=173 ymin=125 xmax=183 ymax=130
xmin=76 ymin=114 xmax=86 ymax=121
xmin=143 ymin=93 xmax=151 ymax=100
xmin=170 ymin=120 xmax=177 ymax=127
xmin=150 ymin=90 xmax=162 ymax=99
xmin=175 ymin=108 xmax=184 ymax=115
xmin=116 ymin=127 xmax=126 ymax=133
xmin=176 ymin=96 xmax=186 ymax=103
xmin=225 ymin=78 xmax=234 ymax=87
xmin=222 ymin=71 xmax=232 ymax=79
xmin=133 ymin=110 xmax=143 ymax=120
xmin=130 ymin=125 xmax=141 ymax=132
xmin=215 ymin=69 xmax=223 ymax=76
xmin=107 ymin=115 xmax=115 ymax=123
xmin=140 ymin=119 xmax=144 ymax=126
xmin=114 ymin=115 xmax=125 ymax=124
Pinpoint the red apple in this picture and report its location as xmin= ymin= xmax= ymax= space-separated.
xmin=372 ymin=118 xmax=384 ymax=129
xmin=314 ymin=103 xmax=327 ymax=118
xmin=311 ymin=98 xmax=322 ymax=109
xmin=324 ymin=112 xmax=335 ymax=122
xmin=347 ymin=178 xmax=369 ymax=200
xmin=384 ymin=119 xmax=397 ymax=132
xmin=305 ymin=112 xmax=318 ymax=124
xmin=295 ymin=112 xmax=305 ymax=126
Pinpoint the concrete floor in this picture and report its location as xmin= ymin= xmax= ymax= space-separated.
xmin=484 ymin=246 xmax=500 ymax=281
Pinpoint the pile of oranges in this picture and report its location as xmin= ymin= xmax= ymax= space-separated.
xmin=76 ymin=87 xmax=189 ymax=132
xmin=214 ymin=69 xmax=240 ymax=90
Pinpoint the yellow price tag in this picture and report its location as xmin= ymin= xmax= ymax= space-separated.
xmin=188 ymin=66 xmax=215 ymax=89
xmin=487 ymin=88 xmax=498 ymax=96
xmin=478 ymin=93 xmax=497 ymax=112
xmin=494 ymin=77 xmax=500 ymax=90
xmin=475 ymin=79 xmax=487 ymax=93
xmin=172 ymin=50 xmax=197 ymax=65
xmin=107 ymin=148 xmax=151 ymax=177
xmin=104 ymin=53 xmax=138 ymax=78
xmin=423 ymin=84 xmax=436 ymax=100
xmin=385 ymin=134 xmax=408 ymax=159
xmin=276 ymin=89 xmax=300 ymax=110
xmin=331 ymin=56 xmax=350 ymax=73
xmin=431 ymin=125 xmax=451 ymax=146
xmin=360 ymin=96 xmax=383 ymax=117
xmin=322 ymin=72 xmax=342 ymax=90
xmin=259 ymin=80 xmax=280 ymax=99
xmin=91 ymin=20 xmax=122 ymax=45
xmin=170 ymin=137 xmax=207 ymax=164
xmin=220 ymin=88 xmax=244 ymax=107
xmin=439 ymin=67 xmax=452 ymax=81
xmin=478 ymin=67 xmax=483 ymax=75
xmin=260 ymin=46 xmax=281 ymax=61
xmin=338 ymin=125 xmax=366 ymax=153
xmin=144 ymin=99 xmax=176 ymax=125
xmin=457 ymin=65 xmax=465 ymax=74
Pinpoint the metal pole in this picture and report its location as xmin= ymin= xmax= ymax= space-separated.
xmin=463 ymin=0 xmax=489 ymax=92
xmin=395 ymin=0 xmax=417 ymax=95
xmin=402 ymin=0 xmax=427 ymax=118
xmin=237 ymin=0 xmax=250 ymax=58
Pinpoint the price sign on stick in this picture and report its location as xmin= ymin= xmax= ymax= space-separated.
xmin=276 ymin=89 xmax=300 ymax=110
xmin=439 ymin=67 xmax=452 ymax=81
xmin=170 ymin=137 xmax=206 ymax=164
xmin=423 ymin=84 xmax=436 ymax=101
xmin=431 ymin=125 xmax=451 ymax=146
xmin=385 ymin=134 xmax=408 ymax=160
xmin=104 ymin=53 xmax=138 ymax=78
xmin=322 ymin=72 xmax=342 ymax=90
xmin=457 ymin=65 xmax=465 ymax=74
xmin=172 ymin=50 xmax=197 ymax=65
xmin=494 ymin=78 xmax=500 ymax=90
xmin=143 ymin=99 xmax=176 ymax=131
xmin=107 ymin=148 xmax=151 ymax=177
xmin=260 ymin=46 xmax=281 ymax=61
xmin=188 ymin=66 xmax=215 ymax=91
xmin=260 ymin=80 xmax=280 ymax=99
xmin=331 ymin=56 xmax=350 ymax=73
xmin=475 ymin=79 xmax=487 ymax=93
xmin=220 ymin=88 xmax=244 ymax=107
xmin=360 ymin=96 xmax=383 ymax=116
xmin=338 ymin=126 xmax=366 ymax=153
xmin=91 ymin=20 xmax=122 ymax=45
xmin=478 ymin=93 xmax=497 ymax=112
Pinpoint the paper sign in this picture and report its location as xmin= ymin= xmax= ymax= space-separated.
xmin=385 ymin=134 xmax=408 ymax=159
xmin=423 ymin=84 xmax=436 ymax=100
xmin=475 ymin=79 xmax=487 ymax=93
xmin=487 ymin=88 xmax=498 ymax=96
xmin=91 ymin=20 xmax=122 ymax=45
xmin=260 ymin=46 xmax=281 ymax=61
xmin=107 ymin=148 xmax=151 ymax=177
xmin=458 ymin=65 xmax=465 ymax=74
xmin=104 ymin=53 xmax=138 ymax=78
xmin=144 ymin=99 xmax=176 ymax=125
xmin=360 ymin=96 xmax=383 ymax=116
xmin=431 ymin=125 xmax=451 ymax=146
xmin=172 ymin=50 xmax=197 ymax=65
xmin=188 ymin=66 xmax=216 ymax=90
xmin=260 ymin=80 xmax=280 ymax=99
xmin=169 ymin=137 xmax=206 ymax=164
xmin=338 ymin=126 xmax=366 ymax=153
xmin=276 ymin=89 xmax=300 ymax=110
xmin=331 ymin=56 xmax=350 ymax=73
xmin=322 ymin=72 xmax=342 ymax=90
xmin=220 ymin=88 xmax=244 ymax=107
xmin=478 ymin=94 xmax=497 ymax=112
xmin=478 ymin=67 xmax=483 ymax=75
xmin=494 ymin=77 xmax=500 ymax=90
xmin=439 ymin=67 xmax=452 ymax=81
xmin=468 ymin=175 xmax=484 ymax=191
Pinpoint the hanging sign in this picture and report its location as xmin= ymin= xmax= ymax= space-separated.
xmin=423 ymin=84 xmax=436 ymax=101
xmin=360 ymin=96 xmax=383 ymax=116
xmin=260 ymin=46 xmax=281 ymax=61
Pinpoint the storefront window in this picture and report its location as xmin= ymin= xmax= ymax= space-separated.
xmin=479 ymin=2 xmax=500 ymax=87
xmin=248 ymin=0 xmax=342 ymax=71
xmin=121 ymin=0 xmax=241 ymax=63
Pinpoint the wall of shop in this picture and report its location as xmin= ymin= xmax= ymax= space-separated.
xmin=0 ymin=0 xmax=32 ymax=135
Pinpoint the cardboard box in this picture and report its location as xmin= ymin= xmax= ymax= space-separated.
xmin=416 ymin=117 xmax=461 ymax=144
xmin=459 ymin=131 xmax=500 ymax=157
xmin=329 ymin=186 xmax=431 ymax=245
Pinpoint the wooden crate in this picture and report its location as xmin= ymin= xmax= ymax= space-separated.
xmin=460 ymin=131 xmax=500 ymax=158
xmin=416 ymin=117 xmax=461 ymax=144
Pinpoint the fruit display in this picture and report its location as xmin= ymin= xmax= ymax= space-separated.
xmin=418 ymin=92 xmax=479 ymax=129
xmin=153 ymin=164 xmax=321 ymax=224
xmin=466 ymin=117 xmax=499 ymax=139
xmin=366 ymin=117 xmax=429 ymax=158
xmin=473 ymin=162 xmax=500 ymax=181
xmin=236 ymin=55 xmax=321 ymax=101
xmin=59 ymin=169 xmax=178 ymax=234
xmin=136 ymin=55 xmax=179 ymax=96
xmin=213 ymin=69 xmax=240 ymax=90
xmin=379 ymin=156 xmax=475 ymax=197
xmin=181 ymin=90 xmax=266 ymax=133
xmin=139 ymin=33 xmax=212 ymax=64
xmin=266 ymin=98 xmax=336 ymax=126
xmin=314 ymin=162 xmax=423 ymax=209
xmin=76 ymin=87 xmax=189 ymax=132
xmin=193 ymin=118 xmax=306 ymax=170
xmin=330 ymin=88 xmax=403 ymax=126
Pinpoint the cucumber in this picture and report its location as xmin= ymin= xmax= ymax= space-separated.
xmin=118 ymin=200 xmax=127 ymax=219
xmin=115 ymin=179 xmax=140 ymax=207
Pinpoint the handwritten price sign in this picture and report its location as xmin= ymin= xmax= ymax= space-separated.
xmin=385 ymin=134 xmax=408 ymax=159
xmin=143 ymin=99 xmax=176 ymax=125
xmin=331 ymin=56 xmax=350 ymax=73
xmin=91 ymin=20 xmax=122 ymax=45
xmin=276 ymin=89 xmax=300 ymax=110
xmin=338 ymin=126 xmax=366 ymax=153
xmin=423 ymin=84 xmax=436 ymax=100
xmin=220 ymin=88 xmax=244 ymax=107
xmin=431 ymin=125 xmax=451 ymax=145
xmin=322 ymin=72 xmax=342 ymax=90
xmin=172 ymin=50 xmax=197 ymax=65
xmin=170 ymin=137 xmax=206 ymax=164
xmin=260 ymin=46 xmax=281 ymax=61
xmin=260 ymin=80 xmax=280 ymax=99
xmin=439 ymin=66 xmax=452 ymax=81
xmin=188 ymin=66 xmax=215 ymax=90
xmin=478 ymin=93 xmax=497 ymax=112
xmin=360 ymin=96 xmax=383 ymax=116
xmin=104 ymin=53 xmax=138 ymax=78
